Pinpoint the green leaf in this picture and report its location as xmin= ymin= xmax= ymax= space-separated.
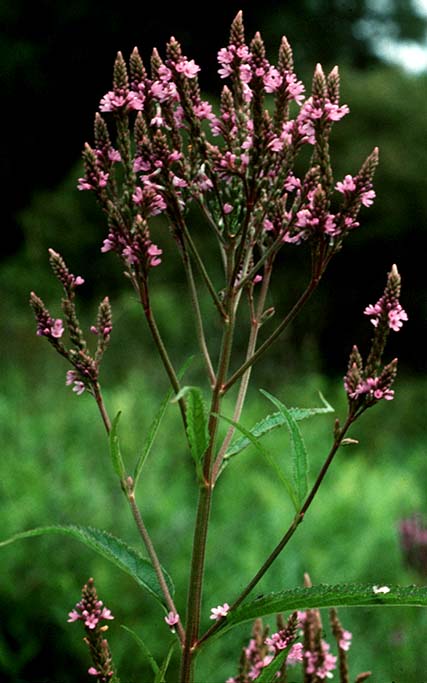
xmin=260 ymin=390 xmax=308 ymax=509
xmin=226 ymin=583 xmax=427 ymax=630
xmin=121 ymin=625 xmax=160 ymax=675
xmin=0 ymin=526 xmax=174 ymax=607
xmin=133 ymin=356 xmax=193 ymax=489
xmin=174 ymin=386 xmax=209 ymax=466
xmin=217 ymin=413 xmax=298 ymax=511
xmin=255 ymin=648 xmax=289 ymax=683
xmin=155 ymin=643 xmax=176 ymax=683
xmin=225 ymin=392 xmax=333 ymax=460
xmin=110 ymin=411 xmax=126 ymax=482
xmin=133 ymin=387 xmax=173 ymax=489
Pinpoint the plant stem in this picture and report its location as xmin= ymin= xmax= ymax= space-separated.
xmin=179 ymin=217 xmax=228 ymax=321
xmin=91 ymin=383 xmax=183 ymax=643
xmin=223 ymin=277 xmax=320 ymax=392
xmin=128 ymin=492 xmax=185 ymax=644
xmin=196 ymin=413 xmax=355 ymax=649
xmin=180 ymin=300 xmax=236 ymax=683
xmin=180 ymin=242 xmax=216 ymax=386
xmin=135 ymin=277 xmax=187 ymax=429
xmin=211 ymin=263 xmax=273 ymax=482
xmin=93 ymin=381 xmax=112 ymax=433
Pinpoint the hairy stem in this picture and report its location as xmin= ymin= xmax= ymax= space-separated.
xmin=91 ymin=383 xmax=182 ymax=638
xmin=224 ymin=277 xmax=321 ymax=392
xmin=180 ymin=299 xmax=236 ymax=683
xmin=212 ymin=263 xmax=273 ymax=481
xmin=180 ymin=243 xmax=216 ymax=386
xmin=135 ymin=277 xmax=187 ymax=429
xmin=196 ymin=413 xmax=355 ymax=648
xmin=128 ymin=492 xmax=185 ymax=644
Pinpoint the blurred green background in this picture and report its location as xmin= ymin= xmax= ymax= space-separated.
xmin=1 ymin=1 xmax=426 ymax=681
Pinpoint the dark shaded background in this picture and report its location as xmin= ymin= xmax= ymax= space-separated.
xmin=1 ymin=0 xmax=426 ymax=371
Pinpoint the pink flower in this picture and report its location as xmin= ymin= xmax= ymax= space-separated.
xmin=360 ymin=188 xmax=376 ymax=206
xmin=164 ymin=611 xmax=180 ymax=631
xmin=84 ymin=613 xmax=99 ymax=629
xmin=263 ymin=66 xmax=282 ymax=92
xmin=99 ymin=90 xmax=144 ymax=112
xmin=285 ymin=72 xmax=305 ymax=104
xmin=284 ymin=174 xmax=301 ymax=192
xmin=287 ymin=642 xmax=304 ymax=665
xmin=147 ymin=243 xmax=162 ymax=267
xmin=209 ymin=603 xmax=230 ymax=620
xmin=335 ymin=174 xmax=356 ymax=194
xmin=88 ymin=667 xmax=99 ymax=676
xmin=66 ymin=371 xmax=85 ymax=396
xmin=364 ymin=298 xmax=408 ymax=331
xmin=339 ymin=629 xmax=352 ymax=651
xmin=324 ymin=101 xmax=350 ymax=121
xmin=67 ymin=609 xmax=80 ymax=623
xmin=50 ymin=318 xmax=64 ymax=339
xmin=223 ymin=203 xmax=233 ymax=214
xmin=388 ymin=304 xmax=408 ymax=331
xmin=101 ymin=237 xmax=115 ymax=253
xmin=175 ymin=58 xmax=200 ymax=78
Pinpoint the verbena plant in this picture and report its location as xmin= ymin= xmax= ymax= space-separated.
xmin=3 ymin=11 xmax=422 ymax=683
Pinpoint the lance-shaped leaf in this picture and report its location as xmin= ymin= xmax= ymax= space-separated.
xmin=110 ymin=411 xmax=126 ymax=482
xmin=0 ymin=526 xmax=174 ymax=607
xmin=222 ymin=583 xmax=427 ymax=634
xmin=134 ymin=356 xmax=193 ymax=489
xmin=255 ymin=646 xmax=290 ymax=683
xmin=217 ymin=413 xmax=298 ymax=511
xmin=260 ymin=390 xmax=308 ymax=509
xmin=173 ymin=386 xmax=209 ymax=467
xmin=155 ymin=643 xmax=176 ymax=683
xmin=133 ymin=386 xmax=174 ymax=489
xmin=121 ymin=625 xmax=160 ymax=676
xmin=225 ymin=393 xmax=333 ymax=460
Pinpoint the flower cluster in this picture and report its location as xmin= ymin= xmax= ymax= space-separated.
xmin=344 ymin=264 xmax=407 ymax=409
xmin=226 ymin=605 xmax=362 ymax=682
xmin=225 ymin=612 xmax=301 ymax=683
xmin=30 ymin=250 xmax=112 ymax=397
xmin=76 ymin=11 xmax=378 ymax=289
xmin=68 ymin=578 xmax=116 ymax=682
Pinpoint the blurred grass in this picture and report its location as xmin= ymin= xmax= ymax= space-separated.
xmin=0 ymin=340 xmax=426 ymax=681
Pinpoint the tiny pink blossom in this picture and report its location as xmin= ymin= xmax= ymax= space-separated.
xmin=147 ymin=243 xmax=162 ymax=267
xmin=263 ymin=66 xmax=282 ymax=93
xmin=101 ymin=238 xmax=115 ymax=253
xmin=223 ymin=203 xmax=233 ymax=214
xmin=339 ymin=629 xmax=352 ymax=651
xmin=209 ymin=603 xmax=230 ymax=620
xmin=88 ymin=667 xmax=99 ymax=676
xmin=175 ymin=59 xmax=200 ymax=78
xmin=324 ymin=101 xmax=350 ymax=121
xmin=360 ymin=188 xmax=376 ymax=207
xmin=101 ymin=607 xmax=114 ymax=620
xmin=287 ymin=642 xmax=304 ymax=665
xmin=85 ymin=613 xmax=99 ymax=629
xmin=164 ymin=611 xmax=180 ymax=629
xmin=335 ymin=174 xmax=356 ymax=194
xmin=67 ymin=609 xmax=80 ymax=622
xmin=50 ymin=319 xmax=64 ymax=339
xmin=77 ymin=178 xmax=93 ymax=191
